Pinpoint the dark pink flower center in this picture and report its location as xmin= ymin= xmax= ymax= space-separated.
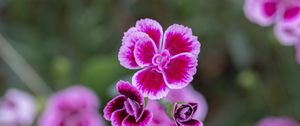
xmin=263 ymin=1 xmax=278 ymax=17
xmin=283 ymin=6 xmax=300 ymax=20
xmin=152 ymin=50 xmax=171 ymax=71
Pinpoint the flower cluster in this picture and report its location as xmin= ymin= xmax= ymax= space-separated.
xmin=118 ymin=18 xmax=200 ymax=99
xmin=102 ymin=18 xmax=204 ymax=126
xmin=244 ymin=0 xmax=300 ymax=63
xmin=1 ymin=18 xmax=205 ymax=126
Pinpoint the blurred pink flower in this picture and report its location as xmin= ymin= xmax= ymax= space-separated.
xmin=38 ymin=86 xmax=104 ymax=126
xmin=104 ymin=80 xmax=153 ymax=126
xmin=146 ymin=100 xmax=175 ymax=126
xmin=256 ymin=116 xmax=300 ymax=126
xmin=146 ymin=85 xmax=208 ymax=126
xmin=166 ymin=85 xmax=208 ymax=121
xmin=244 ymin=0 xmax=300 ymax=63
xmin=118 ymin=18 xmax=200 ymax=99
xmin=244 ymin=0 xmax=300 ymax=45
xmin=0 ymin=89 xmax=36 ymax=126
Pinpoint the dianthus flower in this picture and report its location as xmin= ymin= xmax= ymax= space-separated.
xmin=38 ymin=86 xmax=104 ymax=126
xmin=256 ymin=116 xmax=300 ymax=126
xmin=104 ymin=80 xmax=153 ymax=126
xmin=0 ymin=89 xmax=36 ymax=126
xmin=118 ymin=18 xmax=200 ymax=99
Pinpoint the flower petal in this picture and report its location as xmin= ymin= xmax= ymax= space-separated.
xmin=134 ymin=35 xmax=158 ymax=67
xmin=283 ymin=6 xmax=300 ymax=21
xmin=103 ymin=95 xmax=126 ymax=120
xmin=132 ymin=68 xmax=169 ymax=100
xmin=163 ymin=53 xmax=198 ymax=89
xmin=180 ymin=119 xmax=203 ymax=126
xmin=116 ymin=80 xmax=143 ymax=104
xmin=274 ymin=6 xmax=300 ymax=46
xmin=119 ymin=30 xmax=150 ymax=69
xmin=136 ymin=18 xmax=163 ymax=48
xmin=244 ymin=0 xmax=278 ymax=26
xmin=163 ymin=24 xmax=200 ymax=57
xmin=111 ymin=109 xmax=128 ymax=126
xmin=122 ymin=110 xmax=153 ymax=126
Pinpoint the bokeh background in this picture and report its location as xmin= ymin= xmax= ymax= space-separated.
xmin=1 ymin=0 xmax=300 ymax=126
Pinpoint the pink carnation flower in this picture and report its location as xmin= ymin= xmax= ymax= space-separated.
xmin=103 ymin=80 xmax=153 ymax=126
xmin=0 ymin=89 xmax=36 ymax=126
xmin=118 ymin=18 xmax=200 ymax=99
xmin=256 ymin=116 xmax=300 ymax=126
xmin=147 ymin=85 xmax=208 ymax=126
xmin=38 ymin=86 xmax=104 ymax=126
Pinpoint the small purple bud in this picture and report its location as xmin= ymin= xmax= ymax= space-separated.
xmin=173 ymin=103 xmax=202 ymax=126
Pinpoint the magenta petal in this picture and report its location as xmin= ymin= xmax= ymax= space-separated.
xmin=163 ymin=24 xmax=200 ymax=57
xmin=119 ymin=30 xmax=150 ymax=69
xmin=244 ymin=0 xmax=278 ymax=26
xmin=116 ymin=80 xmax=143 ymax=104
xmin=134 ymin=35 xmax=158 ymax=67
xmin=111 ymin=109 xmax=128 ymax=126
xmin=180 ymin=119 xmax=203 ymax=126
xmin=122 ymin=110 xmax=153 ymax=126
xmin=132 ymin=68 xmax=169 ymax=99
xmin=103 ymin=95 xmax=126 ymax=120
xmin=163 ymin=53 xmax=198 ymax=89
xmin=136 ymin=18 xmax=163 ymax=47
xmin=283 ymin=6 xmax=300 ymax=21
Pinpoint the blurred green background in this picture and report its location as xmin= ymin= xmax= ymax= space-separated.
xmin=1 ymin=0 xmax=300 ymax=126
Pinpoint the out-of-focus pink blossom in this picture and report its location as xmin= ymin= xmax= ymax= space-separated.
xmin=104 ymin=80 xmax=153 ymax=126
xmin=244 ymin=0 xmax=300 ymax=45
xmin=38 ymin=86 xmax=104 ymax=126
xmin=146 ymin=100 xmax=175 ymax=126
xmin=118 ymin=18 xmax=200 ymax=99
xmin=256 ymin=116 xmax=300 ymax=126
xmin=173 ymin=103 xmax=203 ymax=126
xmin=0 ymin=89 xmax=36 ymax=126
xmin=244 ymin=0 xmax=300 ymax=62
xmin=166 ymin=85 xmax=208 ymax=121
